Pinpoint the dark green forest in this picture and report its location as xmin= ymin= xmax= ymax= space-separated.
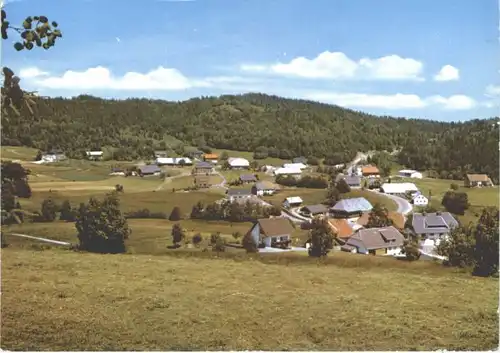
xmin=2 ymin=93 xmax=498 ymax=182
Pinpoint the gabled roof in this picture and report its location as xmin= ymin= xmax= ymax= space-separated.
xmin=283 ymin=163 xmax=307 ymax=169
xmin=274 ymin=167 xmax=302 ymax=175
xmin=344 ymin=175 xmax=361 ymax=186
xmin=284 ymin=196 xmax=303 ymax=204
xmin=227 ymin=188 xmax=253 ymax=196
xmin=255 ymin=180 xmax=277 ymax=190
xmin=257 ymin=217 xmax=295 ymax=237
xmin=346 ymin=226 xmax=405 ymax=250
xmin=228 ymin=157 xmax=250 ymax=166
xmin=302 ymin=204 xmax=328 ymax=214
xmin=466 ymin=174 xmax=491 ymax=182
xmin=203 ymin=153 xmax=219 ymax=159
xmin=361 ymin=165 xmax=380 ymax=174
xmin=381 ymin=182 xmax=418 ymax=194
xmin=329 ymin=218 xmax=354 ymax=238
xmin=331 ymin=197 xmax=373 ymax=213
xmin=139 ymin=165 xmax=161 ymax=174
xmin=195 ymin=161 xmax=214 ymax=169
xmin=239 ymin=174 xmax=257 ymax=182
xmin=412 ymin=212 xmax=459 ymax=234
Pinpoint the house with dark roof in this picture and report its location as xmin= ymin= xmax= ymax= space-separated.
xmin=343 ymin=175 xmax=361 ymax=188
xmin=464 ymin=174 xmax=493 ymax=188
xmin=330 ymin=197 xmax=373 ymax=218
xmin=227 ymin=188 xmax=253 ymax=202
xmin=239 ymin=174 xmax=257 ymax=183
xmin=193 ymin=161 xmax=214 ymax=175
xmin=247 ymin=217 xmax=295 ymax=248
xmin=194 ymin=175 xmax=211 ymax=189
xmin=252 ymin=180 xmax=278 ymax=196
xmin=138 ymin=165 xmax=161 ymax=177
xmin=341 ymin=226 xmax=405 ymax=256
xmin=300 ymin=204 xmax=328 ymax=217
xmin=411 ymin=212 xmax=459 ymax=242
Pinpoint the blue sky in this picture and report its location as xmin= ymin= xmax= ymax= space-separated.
xmin=3 ymin=0 xmax=499 ymax=121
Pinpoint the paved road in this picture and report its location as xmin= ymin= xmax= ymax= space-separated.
xmin=8 ymin=233 xmax=71 ymax=246
xmin=367 ymin=189 xmax=413 ymax=215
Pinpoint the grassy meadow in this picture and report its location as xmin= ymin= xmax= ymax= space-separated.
xmin=1 ymin=248 xmax=498 ymax=351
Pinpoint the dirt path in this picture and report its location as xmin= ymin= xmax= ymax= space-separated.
xmin=155 ymin=172 xmax=192 ymax=191
xmin=8 ymin=233 xmax=71 ymax=246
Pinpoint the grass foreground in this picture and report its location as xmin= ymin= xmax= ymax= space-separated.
xmin=1 ymin=248 xmax=498 ymax=351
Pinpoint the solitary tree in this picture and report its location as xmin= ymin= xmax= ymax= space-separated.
xmin=242 ymin=232 xmax=258 ymax=253
xmin=366 ymin=203 xmax=393 ymax=228
xmin=325 ymin=183 xmax=340 ymax=207
xmin=441 ymin=191 xmax=469 ymax=215
xmin=473 ymin=207 xmax=499 ymax=277
xmin=436 ymin=224 xmax=475 ymax=268
xmin=220 ymin=151 xmax=229 ymax=161
xmin=192 ymin=233 xmax=203 ymax=246
xmin=308 ymin=217 xmax=335 ymax=257
xmin=59 ymin=199 xmax=75 ymax=221
xmin=40 ymin=197 xmax=58 ymax=222
xmin=336 ymin=178 xmax=351 ymax=194
xmin=169 ymin=206 xmax=182 ymax=221
xmin=75 ymin=193 xmax=131 ymax=254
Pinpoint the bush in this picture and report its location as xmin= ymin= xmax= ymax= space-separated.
xmin=40 ymin=198 xmax=58 ymax=222
xmin=115 ymin=184 xmax=124 ymax=192
xmin=450 ymin=183 xmax=459 ymax=190
xmin=59 ymin=200 xmax=76 ymax=222
xmin=213 ymin=237 xmax=226 ymax=252
xmin=125 ymin=208 xmax=167 ymax=219
xmin=192 ymin=233 xmax=203 ymax=246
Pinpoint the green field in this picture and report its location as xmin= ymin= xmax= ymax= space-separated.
xmin=1 ymin=146 xmax=39 ymax=161
xmin=395 ymin=177 xmax=499 ymax=224
xmin=1 ymin=248 xmax=497 ymax=351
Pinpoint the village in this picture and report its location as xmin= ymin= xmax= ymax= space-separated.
xmin=26 ymin=147 xmax=497 ymax=260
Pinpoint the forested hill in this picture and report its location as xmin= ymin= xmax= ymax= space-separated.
xmin=2 ymin=93 xmax=498 ymax=181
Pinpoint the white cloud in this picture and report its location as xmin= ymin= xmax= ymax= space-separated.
xmin=305 ymin=92 xmax=476 ymax=110
xmin=241 ymin=51 xmax=424 ymax=81
xmin=433 ymin=65 xmax=460 ymax=81
xmin=19 ymin=67 xmax=49 ymax=79
xmin=30 ymin=66 xmax=210 ymax=91
xmin=485 ymin=84 xmax=500 ymax=98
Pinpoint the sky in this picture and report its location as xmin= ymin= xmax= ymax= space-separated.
xmin=2 ymin=0 xmax=500 ymax=121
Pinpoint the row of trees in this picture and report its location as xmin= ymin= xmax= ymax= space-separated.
xmin=190 ymin=199 xmax=281 ymax=223
xmin=275 ymin=174 xmax=328 ymax=189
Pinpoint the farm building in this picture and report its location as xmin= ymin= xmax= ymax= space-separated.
xmin=412 ymin=192 xmax=429 ymax=206
xmin=239 ymin=174 xmax=257 ymax=183
xmin=138 ymin=165 xmax=161 ymax=177
xmin=283 ymin=196 xmax=303 ymax=208
xmin=411 ymin=212 xmax=458 ymax=244
xmin=39 ymin=150 xmax=66 ymax=163
xmin=227 ymin=188 xmax=253 ymax=202
xmin=247 ymin=217 xmax=295 ymax=248
xmin=283 ymin=162 xmax=307 ymax=170
xmin=193 ymin=162 xmax=214 ymax=175
xmin=464 ymin=174 xmax=493 ymax=187
xmin=228 ymin=157 xmax=250 ymax=169
xmin=109 ymin=167 xmax=125 ymax=176
xmin=194 ymin=175 xmax=211 ymax=189
xmin=300 ymin=204 xmax=328 ymax=217
xmin=330 ymin=197 xmax=373 ymax=218
xmin=252 ymin=181 xmax=278 ymax=196
xmin=203 ymin=153 xmax=219 ymax=164
xmin=380 ymin=182 xmax=419 ymax=195
xmin=343 ymin=175 xmax=361 ymax=188
xmin=274 ymin=167 xmax=302 ymax=177
xmin=341 ymin=226 xmax=405 ymax=256
xmin=156 ymin=157 xmax=192 ymax=166
xmin=398 ymin=169 xmax=423 ymax=179
xmin=86 ymin=150 xmax=103 ymax=161
xmin=361 ymin=165 xmax=380 ymax=178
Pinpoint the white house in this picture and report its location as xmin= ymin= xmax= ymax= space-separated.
xmin=399 ymin=169 xmax=423 ymax=179
xmin=228 ymin=157 xmax=250 ymax=169
xmin=283 ymin=196 xmax=303 ymax=208
xmin=380 ymin=182 xmax=419 ymax=195
xmin=86 ymin=150 xmax=103 ymax=160
xmin=227 ymin=189 xmax=253 ymax=202
xmin=248 ymin=218 xmax=295 ymax=248
xmin=252 ymin=181 xmax=277 ymax=196
xmin=412 ymin=192 xmax=429 ymax=206
xmin=156 ymin=157 xmax=192 ymax=166
xmin=283 ymin=162 xmax=307 ymax=170
xmin=274 ymin=167 xmax=302 ymax=177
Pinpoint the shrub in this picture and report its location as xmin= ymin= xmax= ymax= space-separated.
xmin=212 ymin=237 xmax=226 ymax=253
xmin=169 ymin=206 xmax=182 ymax=221
xmin=192 ymin=233 xmax=203 ymax=246
xmin=40 ymin=198 xmax=58 ymax=222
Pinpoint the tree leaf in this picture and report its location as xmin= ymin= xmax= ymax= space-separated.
xmin=13 ymin=42 xmax=24 ymax=51
xmin=39 ymin=16 xmax=48 ymax=23
xmin=22 ymin=20 xmax=31 ymax=30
